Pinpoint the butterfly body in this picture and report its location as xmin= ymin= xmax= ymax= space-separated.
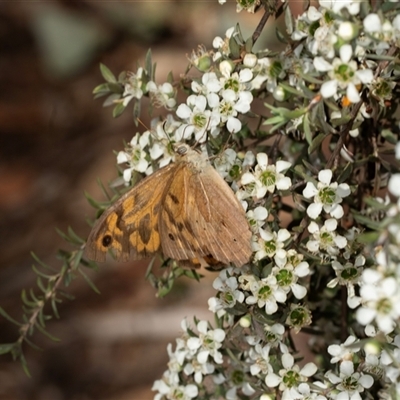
xmin=85 ymin=144 xmax=252 ymax=268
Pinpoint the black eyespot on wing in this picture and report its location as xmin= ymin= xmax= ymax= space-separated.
xmin=168 ymin=233 xmax=175 ymax=241
xmin=102 ymin=235 xmax=113 ymax=247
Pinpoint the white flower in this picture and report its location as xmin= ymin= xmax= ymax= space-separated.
xmin=208 ymin=269 xmax=244 ymax=317
xmin=326 ymin=360 xmax=374 ymax=399
xmin=152 ymin=377 xmax=198 ymax=400
xmin=314 ymin=45 xmax=373 ymax=103
xmin=265 ymin=353 xmax=318 ymax=399
xmin=226 ymin=377 xmax=255 ymax=400
xmin=395 ymin=142 xmax=400 ymax=160
xmin=388 ymin=174 xmax=400 ymax=197
xmin=308 ymin=24 xmax=336 ymax=59
xmin=328 ymin=335 xmax=361 ymax=364
xmin=250 ymin=57 xmax=281 ymax=91
xmin=213 ymin=148 xmax=244 ymax=182
xmin=319 ymin=0 xmax=361 ymax=16
xmin=243 ymin=53 xmax=257 ymax=68
xmin=338 ymin=21 xmax=357 ymax=41
xmin=212 ymin=88 xmax=253 ymax=133
xmin=303 ymin=169 xmax=350 ymax=219
xmin=297 ymin=382 xmax=327 ymax=400
xmin=191 ymin=71 xmax=222 ymax=96
xmin=252 ymin=323 xmax=289 ymax=355
xmin=356 ymin=269 xmax=400 ymax=334
xmin=146 ymin=81 xmax=176 ymax=110
xmin=253 ymin=228 xmax=291 ymax=261
xmin=186 ymin=320 xmax=226 ymax=364
xmin=363 ymin=13 xmax=382 ymax=34
xmin=117 ymin=131 xmax=151 ymax=182
xmin=248 ymin=343 xmax=272 ymax=376
xmin=244 ymin=274 xmax=287 ymax=315
xmin=327 ymin=255 xmax=364 ymax=308
xmin=306 ymin=219 xmax=347 ymax=256
xmin=183 ymin=358 xmax=214 ymax=384
xmin=176 ymin=94 xmax=219 ymax=142
xmin=273 ymin=251 xmax=309 ymax=299
xmin=212 ymin=27 xmax=235 ymax=59
xmin=246 ymin=206 xmax=268 ymax=233
xmin=241 ymin=153 xmax=291 ymax=199
xmin=122 ymin=67 xmax=144 ymax=106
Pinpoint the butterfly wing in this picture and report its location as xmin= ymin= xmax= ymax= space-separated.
xmin=85 ymin=164 xmax=175 ymax=262
xmin=159 ymin=160 xmax=252 ymax=267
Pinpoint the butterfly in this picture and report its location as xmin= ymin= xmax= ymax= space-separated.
xmin=84 ymin=143 xmax=252 ymax=268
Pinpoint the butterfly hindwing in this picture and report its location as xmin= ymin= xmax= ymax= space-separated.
xmin=159 ymin=150 xmax=252 ymax=267
xmin=193 ymin=164 xmax=253 ymax=266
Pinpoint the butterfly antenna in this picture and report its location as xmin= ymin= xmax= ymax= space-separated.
xmin=137 ymin=117 xmax=150 ymax=131
xmin=161 ymin=120 xmax=173 ymax=145
xmin=192 ymin=116 xmax=212 ymax=148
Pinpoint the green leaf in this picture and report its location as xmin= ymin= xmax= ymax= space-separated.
xmin=381 ymin=129 xmax=397 ymax=144
xmin=20 ymin=353 xmax=31 ymax=378
xmin=157 ymin=280 xmax=174 ymax=298
xmin=275 ymin=27 xmax=287 ymax=44
xmin=78 ymin=268 xmax=100 ymax=294
xmin=0 ymin=343 xmax=16 ymax=355
xmin=0 ymin=308 xmax=22 ymax=326
xmin=112 ymin=102 xmax=126 ymax=118
xmin=35 ymin=322 xmax=60 ymax=342
xmin=68 ymin=227 xmax=85 ymax=245
xmin=225 ymin=302 xmax=248 ymax=316
xmin=352 ymin=213 xmax=381 ymax=230
xmin=284 ymin=4 xmax=294 ymax=34
xmin=36 ymin=276 xmax=47 ymax=294
xmin=338 ymin=163 xmax=353 ymax=184
xmin=31 ymin=252 xmax=52 ymax=270
xmin=245 ymin=36 xmax=254 ymax=53
xmin=357 ymin=231 xmax=380 ymax=244
xmin=100 ymin=63 xmax=117 ymax=83
xmin=23 ymin=336 xmax=42 ymax=351
xmin=304 ymin=113 xmax=312 ymax=146
xmin=50 ymin=298 xmax=60 ymax=319
xmin=229 ymin=34 xmax=241 ymax=59
xmin=145 ymin=257 xmax=158 ymax=281
xmin=133 ymin=100 xmax=141 ymax=126
xmin=182 ymin=269 xmax=203 ymax=281
xmin=308 ymin=132 xmax=326 ymax=154
xmin=21 ymin=290 xmax=37 ymax=308
xmin=278 ymin=82 xmax=305 ymax=98
xmin=145 ymin=48 xmax=153 ymax=78
xmin=118 ymin=70 xmax=127 ymax=82
xmin=103 ymin=93 xmax=121 ymax=107
xmin=93 ymin=83 xmax=111 ymax=95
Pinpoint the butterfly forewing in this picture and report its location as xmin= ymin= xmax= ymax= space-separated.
xmin=84 ymin=164 xmax=175 ymax=262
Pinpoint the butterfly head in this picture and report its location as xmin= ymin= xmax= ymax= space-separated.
xmin=173 ymin=143 xmax=190 ymax=157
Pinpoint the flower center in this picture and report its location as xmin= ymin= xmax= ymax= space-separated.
xmin=276 ymin=269 xmax=294 ymax=287
xmin=282 ymin=369 xmax=300 ymax=388
xmin=319 ymin=186 xmax=336 ymax=205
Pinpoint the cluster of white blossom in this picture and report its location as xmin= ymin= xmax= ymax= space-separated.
xmin=97 ymin=0 xmax=400 ymax=398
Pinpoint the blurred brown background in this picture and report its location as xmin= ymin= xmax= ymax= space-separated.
xmin=0 ymin=2 xmax=293 ymax=399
